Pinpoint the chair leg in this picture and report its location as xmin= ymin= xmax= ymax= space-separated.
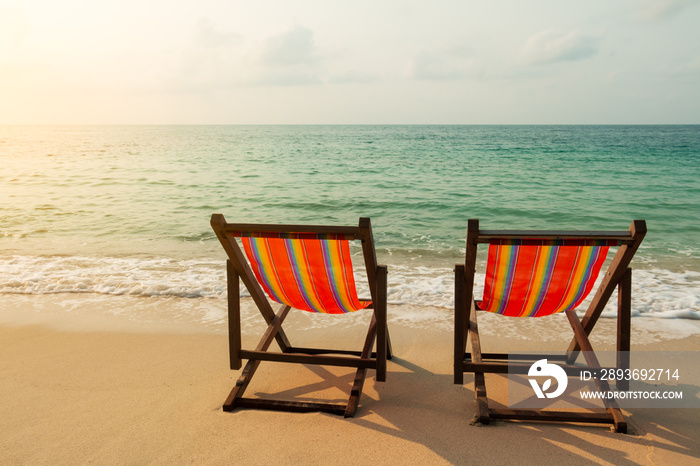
xmin=566 ymin=309 xmax=627 ymax=433
xmin=223 ymin=304 xmax=292 ymax=411
xmin=473 ymin=373 xmax=489 ymax=425
xmin=223 ymin=358 xmax=260 ymax=411
xmin=375 ymin=265 xmax=388 ymax=382
xmin=469 ymin=306 xmax=490 ymax=424
xmin=454 ymin=264 xmax=467 ymax=385
xmin=227 ymin=261 xmax=242 ymax=370
xmin=345 ymin=314 xmax=378 ymax=417
xmin=617 ymin=268 xmax=632 ymax=392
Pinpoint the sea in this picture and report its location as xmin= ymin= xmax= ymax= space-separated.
xmin=1 ymin=125 xmax=699 ymax=335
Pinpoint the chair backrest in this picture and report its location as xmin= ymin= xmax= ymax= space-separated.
xmin=211 ymin=216 xmax=379 ymax=315
xmin=463 ymin=220 xmax=647 ymax=318
xmin=240 ymin=234 xmax=369 ymax=314
xmin=480 ymin=239 xmax=612 ymax=317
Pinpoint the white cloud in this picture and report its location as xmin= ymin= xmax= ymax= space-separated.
xmin=253 ymin=25 xmax=324 ymax=86
xmin=520 ymin=29 xmax=599 ymax=65
xmin=260 ymin=26 xmax=319 ymax=67
xmin=641 ymin=0 xmax=699 ymax=20
xmin=327 ymin=71 xmax=378 ymax=84
xmin=151 ymin=19 xmax=248 ymax=93
xmin=254 ymin=70 xmax=322 ymax=86
xmin=155 ymin=23 xmax=327 ymax=90
xmin=407 ymin=46 xmax=476 ymax=80
xmin=192 ymin=18 xmax=242 ymax=48
xmin=659 ymin=55 xmax=700 ymax=78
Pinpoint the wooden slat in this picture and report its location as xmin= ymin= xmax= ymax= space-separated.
xmin=465 ymin=352 xmax=569 ymax=362
xmin=221 ymin=222 xmax=360 ymax=238
xmin=239 ymin=350 xmax=377 ymax=369
xmin=463 ymin=361 xmax=509 ymax=374
xmin=285 ymin=347 xmax=365 ymax=356
xmin=235 ymin=398 xmax=347 ymax=416
xmin=477 ymin=230 xmax=634 ymax=243
xmin=462 ymin=361 xmax=604 ymax=376
xmin=489 ymin=409 xmax=613 ymax=424
xmin=284 ymin=347 xmax=384 ymax=358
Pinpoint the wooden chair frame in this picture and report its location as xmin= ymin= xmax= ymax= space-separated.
xmin=211 ymin=214 xmax=392 ymax=417
xmin=454 ymin=219 xmax=646 ymax=433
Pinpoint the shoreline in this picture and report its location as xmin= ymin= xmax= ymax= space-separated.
xmin=2 ymin=251 xmax=698 ymax=319
xmin=1 ymin=293 xmax=698 ymax=342
xmin=1 ymin=295 xmax=699 ymax=463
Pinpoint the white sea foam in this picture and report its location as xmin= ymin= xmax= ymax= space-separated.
xmin=0 ymin=255 xmax=226 ymax=298
xmin=1 ymin=255 xmax=699 ymax=326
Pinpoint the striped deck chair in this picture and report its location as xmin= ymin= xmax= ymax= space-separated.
xmin=211 ymin=214 xmax=391 ymax=417
xmin=454 ymin=219 xmax=646 ymax=433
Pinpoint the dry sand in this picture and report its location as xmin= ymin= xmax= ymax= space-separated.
xmin=1 ymin=295 xmax=699 ymax=465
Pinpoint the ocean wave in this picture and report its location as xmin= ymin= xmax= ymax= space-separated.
xmin=0 ymin=255 xmax=226 ymax=298
xmin=1 ymin=255 xmax=698 ymax=322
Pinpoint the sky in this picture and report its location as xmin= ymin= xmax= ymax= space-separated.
xmin=1 ymin=0 xmax=699 ymax=124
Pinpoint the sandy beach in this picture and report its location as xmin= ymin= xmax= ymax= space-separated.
xmin=4 ymin=0 xmax=700 ymax=463
xmin=1 ymin=294 xmax=698 ymax=465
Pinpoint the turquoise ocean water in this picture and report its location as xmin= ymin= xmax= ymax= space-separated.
xmin=1 ymin=125 xmax=699 ymax=328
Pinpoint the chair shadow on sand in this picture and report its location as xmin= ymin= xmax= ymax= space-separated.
xmin=237 ymin=350 xmax=699 ymax=464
